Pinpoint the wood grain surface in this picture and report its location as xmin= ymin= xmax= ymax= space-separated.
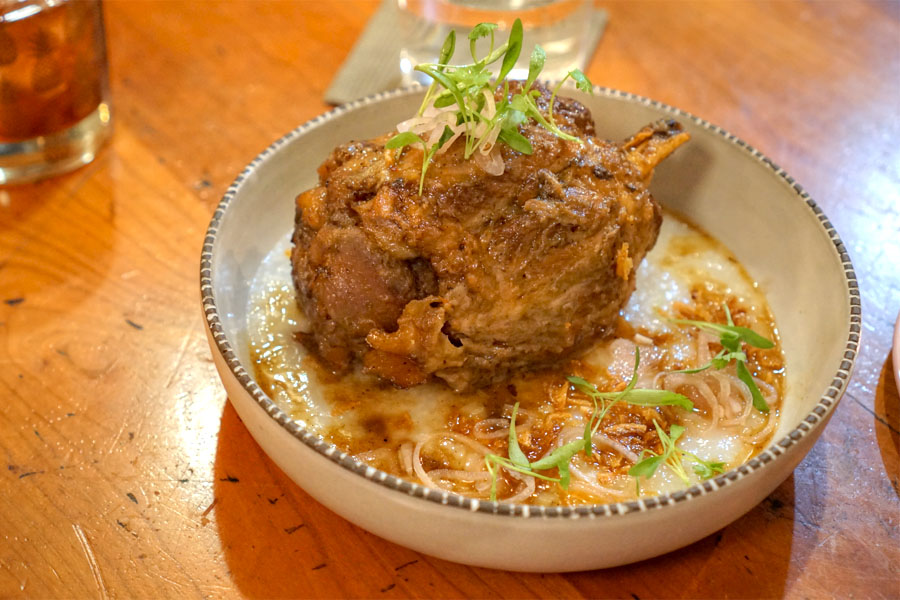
xmin=1 ymin=1 xmax=898 ymax=598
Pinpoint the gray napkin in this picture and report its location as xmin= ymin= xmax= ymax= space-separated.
xmin=325 ymin=0 xmax=607 ymax=105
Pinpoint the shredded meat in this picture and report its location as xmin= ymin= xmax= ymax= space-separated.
xmin=291 ymin=84 xmax=689 ymax=390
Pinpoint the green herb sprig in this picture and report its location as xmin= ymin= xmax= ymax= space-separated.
xmin=628 ymin=421 xmax=726 ymax=494
xmin=669 ymin=304 xmax=775 ymax=412
xmin=387 ymin=19 xmax=594 ymax=194
xmin=568 ymin=348 xmax=694 ymax=457
xmin=483 ymin=348 xmax=692 ymax=502
xmin=385 ymin=126 xmax=455 ymax=193
xmin=483 ymin=402 xmax=578 ymax=502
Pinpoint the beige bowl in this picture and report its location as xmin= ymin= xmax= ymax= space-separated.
xmin=200 ymin=86 xmax=859 ymax=571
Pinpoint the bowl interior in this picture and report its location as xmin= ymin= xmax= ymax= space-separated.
xmin=209 ymin=87 xmax=855 ymax=496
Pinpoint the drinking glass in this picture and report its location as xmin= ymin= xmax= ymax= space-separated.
xmin=396 ymin=0 xmax=600 ymax=85
xmin=0 ymin=0 xmax=111 ymax=184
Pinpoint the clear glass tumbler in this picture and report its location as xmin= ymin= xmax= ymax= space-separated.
xmin=396 ymin=0 xmax=599 ymax=85
xmin=0 ymin=0 xmax=111 ymax=184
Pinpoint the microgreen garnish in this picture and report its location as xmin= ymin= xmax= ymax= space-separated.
xmin=669 ymin=304 xmax=775 ymax=412
xmin=567 ymin=348 xmax=693 ymax=457
xmin=483 ymin=348 xmax=692 ymax=502
xmin=485 ymin=402 xmax=567 ymax=501
xmin=387 ymin=19 xmax=595 ymax=194
xmin=506 ymin=401 xmax=530 ymax=468
xmin=628 ymin=421 xmax=726 ymax=494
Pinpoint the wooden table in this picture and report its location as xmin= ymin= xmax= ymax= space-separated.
xmin=1 ymin=1 xmax=897 ymax=597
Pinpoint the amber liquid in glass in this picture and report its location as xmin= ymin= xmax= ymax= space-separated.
xmin=0 ymin=0 xmax=110 ymax=183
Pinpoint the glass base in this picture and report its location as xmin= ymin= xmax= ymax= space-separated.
xmin=0 ymin=102 xmax=112 ymax=185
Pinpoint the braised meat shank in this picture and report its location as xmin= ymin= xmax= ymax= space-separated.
xmin=291 ymin=85 xmax=689 ymax=390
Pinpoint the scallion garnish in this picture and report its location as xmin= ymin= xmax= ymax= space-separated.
xmin=387 ymin=19 xmax=594 ymax=194
xmin=628 ymin=420 xmax=726 ymax=494
xmin=483 ymin=348 xmax=692 ymax=502
xmin=669 ymin=304 xmax=775 ymax=412
xmin=567 ymin=348 xmax=693 ymax=456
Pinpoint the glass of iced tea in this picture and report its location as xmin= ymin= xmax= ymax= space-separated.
xmin=0 ymin=0 xmax=111 ymax=184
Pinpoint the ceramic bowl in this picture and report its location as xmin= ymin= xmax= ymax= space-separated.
xmin=200 ymin=86 xmax=859 ymax=572
xmin=893 ymin=311 xmax=899 ymax=391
